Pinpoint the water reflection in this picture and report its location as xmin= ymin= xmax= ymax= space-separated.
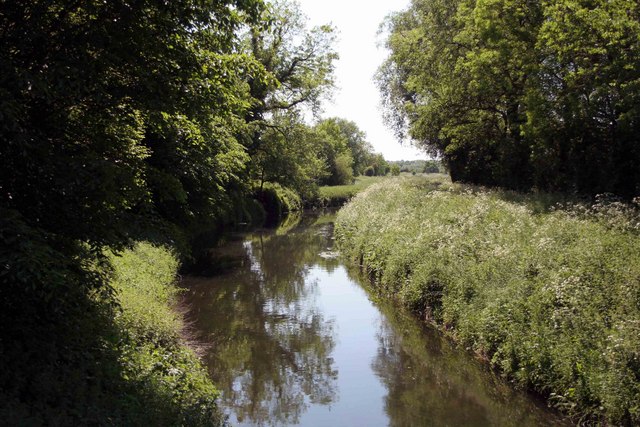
xmin=185 ymin=214 xmax=339 ymax=426
xmin=185 ymin=212 xmax=568 ymax=426
xmin=369 ymin=301 xmax=566 ymax=426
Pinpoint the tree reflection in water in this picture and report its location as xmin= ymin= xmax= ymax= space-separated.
xmin=185 ymin=213 xmax=568 ymax=427
xmin=368 ymin=293 xmax=568 ymax=427
xmin=185 ymin=214 xmax=339 ymax=426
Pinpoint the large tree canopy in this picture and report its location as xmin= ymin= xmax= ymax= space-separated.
xmin=0 ymin=0 xmax=267 ymax=250
xmin=313 ymin=118 xmax=382 ymax=185
xmin=252 ymin=110 xmax=329 ymax=199
xmin=378 ymin=0 xmax=640 ymax=197
xmin=0 ymin=1 xmax=271 ymax=421
xmin=242 ymin=0 xmax=338 ymax=151
xmin=237 ymin=0 xmax=340 ymax=197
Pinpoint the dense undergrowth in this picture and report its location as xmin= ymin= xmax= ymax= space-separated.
xmin=335 ymin=177 xmax=640 ymax=425
xmin=0 ymin=236 xmax=223 ymax=426
xmin=107 ymin=243 xmax=223 ymax=425
xmin=256 ymin=183 xmax=302 ymax=225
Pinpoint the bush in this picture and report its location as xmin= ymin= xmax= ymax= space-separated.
xmin=256 ymin=183 xmax=302 ymax=225
xmin=334 ymin=152 xmax=355 ymax=185
xmin=335 ymin=177 xmax=640 ymax=425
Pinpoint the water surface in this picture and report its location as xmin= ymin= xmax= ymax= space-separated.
xmin=184 ymin=212 xmax=567 ymax=426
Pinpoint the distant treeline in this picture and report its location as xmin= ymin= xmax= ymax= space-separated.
xmin=388 ymin=160 xmax=443 ymax=174
xmin=379 ymin=0 xmax=640 ymax=197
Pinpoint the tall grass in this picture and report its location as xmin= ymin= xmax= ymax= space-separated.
xmin=107 ymin=242 xmax=224 ymax=425
xmin=335 ymin=177 xmax=640 ymax=425
xmin=1 ymin=239 xmax=224 ymax=425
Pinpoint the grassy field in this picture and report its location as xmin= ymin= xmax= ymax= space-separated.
xmin=335 ymin=176 xmax=640 ymax=425
xmin=313 ymin=174 xmax=449 ymax=207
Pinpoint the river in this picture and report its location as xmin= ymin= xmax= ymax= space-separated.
xmin=183 ymin=211 xmax=568 ymax=427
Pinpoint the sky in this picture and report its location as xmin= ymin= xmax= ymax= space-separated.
xmin=296 ymin=0 xmax=426 ymax=161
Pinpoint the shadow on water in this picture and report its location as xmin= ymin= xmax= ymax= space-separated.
xmin=183 ymin=210 xmax=569 ymax=426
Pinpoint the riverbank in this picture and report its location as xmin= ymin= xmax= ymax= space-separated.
xmin=334 ymin=177 xmax=640 ymax=425
xmin=107 ymin=242 xmax=224 ymax=425
xmin=1 ymin=241 xmax=223 ymax=425
xmin=183 ymin=209 xmax=566 ymax=426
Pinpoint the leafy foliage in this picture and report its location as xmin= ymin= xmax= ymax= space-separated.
xmin=314 ymin=118 xmax=356 ymax=186
xmin=0 ymin=0 xmax=264 ymax=423
xmin=242 ymin=0 xmax=338 ymax=194
xmin=252 ymin=111 xmax=329 ymax=200
xmin=108 ymin=243 xmax=224 ymax=425
xmin=378 ymin=0 xmax=640 ymax=197
xmin=256 ymin=182 xmax=302 ymax=225
xmin=0 ymin=226 xmax=224 ymax=424
xmin=0 ymin=0 xmax=383 ymax=422
xmin=0 ymin=0 xmax=265 ymax=249
xmin=243 ymin=0 xmax=338 ymax=128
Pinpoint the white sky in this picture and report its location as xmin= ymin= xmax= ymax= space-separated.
xmin=297 ymin=0 xmax=426 ymax=161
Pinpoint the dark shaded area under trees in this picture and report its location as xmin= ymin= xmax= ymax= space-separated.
xmin=0 ymin=0 xmax=268 ymax=422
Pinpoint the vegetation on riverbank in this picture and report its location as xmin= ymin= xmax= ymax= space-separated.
xmin=311 ymin=176 xmax=390 ymax=207
xmin=0 ymin=241 xmax=223 ymax=425
xmin=379 ymin=0 xmax=640 ymax=197
xmin=107 ymin=243 xmax=223 ymax=425
xmin=335 ymin=177 xmax=640 ymax=425
xmin=4 ymin=0 xmax=639 ymax=423
xmin=0 ymin=2 xmax=390 ymax=420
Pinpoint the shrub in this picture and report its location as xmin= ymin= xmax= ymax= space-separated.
xmin=334 ymin=152 xmax=355 ymax=185
xmin=107 ymin=242 xmax=223 ymax=425
xmin=256 ymin=183 xmax=302 ymax=224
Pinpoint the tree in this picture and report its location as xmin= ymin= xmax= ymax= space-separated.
xmin=314 ymin=119 xmax=353 ymax=186
xmin=325 ymin=118 xmax=374 ymax=176
xmin=0 ymin=0 xmax=266 ymax=420
xmin=378 ymin=0 xmax=640 ymax=197
xmin=334 ymin=152 xmax=355 ymax=184
xmin=252 ymin=111 xmax=328 ymax=199
xmin=237 ymin=0 xmax=339 ymax=199
xmin=242 ymin=0 xmax=338 ymax=153
xmin=371 ymin=153 xmax=390 ymax=176
xmin=0 ymin=0 xmax=265 ymax=248
xmin=391 ymin=164 xmax=401 ymax=176
xmin=378 ymin=0 xmax=540 ymax=189
xmin=526 ymin=0 xmax=640 ymax=196
xmin=423 ymin=160 xmax=441 ymax=174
